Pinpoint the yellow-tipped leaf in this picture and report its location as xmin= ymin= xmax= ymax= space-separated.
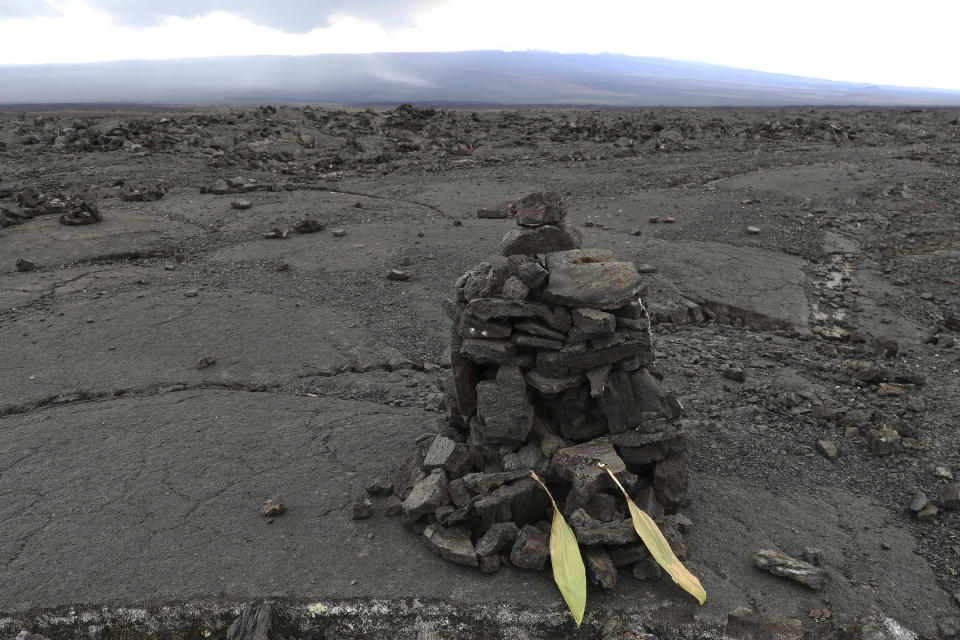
xmin=530 ymin=471 xmax=586 ymax=626
xmin=600 ymin=464 xmax=707 ymax=605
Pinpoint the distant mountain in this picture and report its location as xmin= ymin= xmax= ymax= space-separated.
xmin=2 ymin=50 xmax=959 ymax=107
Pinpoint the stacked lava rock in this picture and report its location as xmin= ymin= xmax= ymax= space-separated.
xmin=392 ymin=192 xmax=689 ymax=588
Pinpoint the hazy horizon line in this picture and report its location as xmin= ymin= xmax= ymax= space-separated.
xmin=2 ymin=50 xmax=959 ymax=94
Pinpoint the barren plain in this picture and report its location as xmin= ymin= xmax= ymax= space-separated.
xmin=1 ymin=104 xmax=959 ymax=639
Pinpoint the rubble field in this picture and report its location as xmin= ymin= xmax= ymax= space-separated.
xmin=1 ymin=104 xmax=959 ymax=640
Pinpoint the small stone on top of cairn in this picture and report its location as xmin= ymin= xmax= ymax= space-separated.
xmin=391 ymin=192 xmax=689 ymax=585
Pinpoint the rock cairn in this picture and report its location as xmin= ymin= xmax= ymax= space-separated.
xmin=391 ymin=192 xmax=690 ymax=588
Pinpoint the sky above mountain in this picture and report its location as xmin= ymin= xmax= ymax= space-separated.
xmin=1 ymin=0 xmax=958 ymax=91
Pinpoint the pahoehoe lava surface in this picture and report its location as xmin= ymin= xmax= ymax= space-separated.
xmin=1 ymin=104 xmax=958 ymax=639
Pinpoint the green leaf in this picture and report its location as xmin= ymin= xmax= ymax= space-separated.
xmin=600 ymin=464 xmax=707 ymax=605
xmin=530 ymin=471 xmax=587 ymax=627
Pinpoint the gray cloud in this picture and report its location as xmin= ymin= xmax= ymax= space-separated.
xmin=82 ymin=1 xmax=444 ymax=33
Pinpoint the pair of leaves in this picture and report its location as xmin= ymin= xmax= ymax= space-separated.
xmin=530 ymin=466 xmax=706 ymax=628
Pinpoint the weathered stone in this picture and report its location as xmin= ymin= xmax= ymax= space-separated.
xmin=503 ymin=441 xmax=547 ymax=473
xmin=536 ymin=339 xmax=650 ymax=378
xmin=843 ymin=612 xmax=919 ymax=640
xmin=259 ymin=496 xmax=285 ymax=517
xmin=630 ymin=368 xmax=678 ymax=418
xmin=15 ymin=258 xmax=35 ymax=272
xmin=559 ymin=417 xmax=607 ymax=442
xmin=516 ymin=191 xmax=566 ymax=226
xmin=867 ymin=429 xmax=902 ymax=456
xmin=525 ymin=370 xmax=586 ymax=394
xmin=351 ymin=497 xmax=373 ymax=520
xmin=480 ymin=265 xmax=510 ymax=298
xmin=582 ymin=491 xmax=618 ymax=522
xmin=598 ymin=369 xmax=638 ymax=433
xmin=540 ymin=432 xmax=566 ymax=459
xmin=631 ymin=556 xmax=662 ymax=581
xmin=294 ymin=218 xmax=324 ymax=233
xmin=500 ymin=276 xmax=530 ymax=300
xmin=457 ymin=262 xmax=492 ymax=302
xmin=475 ymin=522 xmax=520 ymax=556
xmin=909 ymin=492 xmax=929 ymax=513
xmin=672 ymin=513 xmax=693 ymax=533
xmin=512 ymin=333 xmax=565 ymax=351
xmin=402 ymin=469 xmax=450 ymax=520
xmin=448 ymin=478 xmax=472 ymax=508
xmin=461 ymin=338 xmax=518 ymax=364
xmin=816 ymin=439 xmax=839 ymax=460
xmin=568 ymin=509 xmax=637 ymax=546
xmin=553 ymin=439 xmax=633 ymax=512
xmin=516 ymin=260 xmax=549 ymax=289
xmin=476 ymin=366 xmax=531 ymax=443
xmin=939 ymin=482 xmax=960 ymax=510
xmin=442 ymin=298 xmax=464 ymax=323
xmin=510 ymin=524 xmax=550 ymax=570
xmin=616 ymin=316 xmax=649 ymax=331
xmin=461 ymin=470 xmax=529 ymax=494
xmin=477 ymin=208 xmax=509 ymax=219
xmin=618 ymin=435 xmax=688 ymax=467
xmin=466 ymin=298 xmax=571 ymax=331
xmin=458 ymin=315 xmax=512 ymax=339
xmin=609 ymin=543 xmax=650 ymax=566
xmin=423 ymin=436 xmax=473 ymax=479
xmin=474 ymin=478 xmax=550 ymax=531
xmin=478 ymin=554 xmax=501 ymax=573
xmin=586 ymin=365 xmax=613 ymax=398
xmin=450 ymin=347 xmax=478 ymax=418
xmin=916 ymin=504 xmax=938 ymax=521
xmin=657 ymin=515 xmax=688 ymax=558
xmin=653 ymin=457 xmax=687 ymax=513
xmin=585 ymin=549 xmax=618 ymax=589
xmin=384 ymin=495 xmax=404 ymax=517
xmin=423 ymin=524 xmax=479 ymax=567
xmin=801 ymin=547 xmax=825 ymax=567
xmin=615 ymin=300 xmax=645 ymax=318
xmin=542 ymin=250 xmax=643 ymax=309
xmin=754 ymin=549 xmax=828 ymax=589
xmin=365 ymin=476 xmax=393 ymax=495
xmin=514 ymin=321 xmax=566 ymax=341
xmin=609 ymin=425 xmax=679 ymax=448
xmin=501 ymin=225 xmax=582 ymax=256
xmin=726 ymin=609 xmax=804 ymax=640
xmin=632 ymin=484 xmax=665 ymax=517
xmin=572 ymin=308 xmax=617 ymax=333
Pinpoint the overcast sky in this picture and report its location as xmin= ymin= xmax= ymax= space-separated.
xmin=1 ymin=0 xmax=959 ymax=90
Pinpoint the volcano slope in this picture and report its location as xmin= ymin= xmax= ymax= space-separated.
xmin=1 ymin=105 xmax=958 ymax=639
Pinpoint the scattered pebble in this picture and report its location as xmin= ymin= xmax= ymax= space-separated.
xmin=184 ymin=290 xmax=198 ymax=298
xmin=386 ymin=269 xmax=410 ymax=281
xmin=648 ymin=216 xmax=659 ymax=223
xmin=721 ymin=366 xmax=746 ymax=382
xmin=15 ymin=258 xmax=35 ymax=272
xmin=352 ymin=497 xmax=373 ymax=520
xmin=259 ymin=496 xmax=285 ymax=517
xmin=816 ymin=440 xmax=839 ymax=460
xmin=331 ymin=228 xmax=347 ymax=237
xmin=663 ymin=216 xmax=676 ymax=223
xmin=195 ymin=355 xmax=217 ymax=369
xmin=230 ymin=199 xmax=252 ymax=210
xmin=746 ymin=225 xmax=761 ymax=234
